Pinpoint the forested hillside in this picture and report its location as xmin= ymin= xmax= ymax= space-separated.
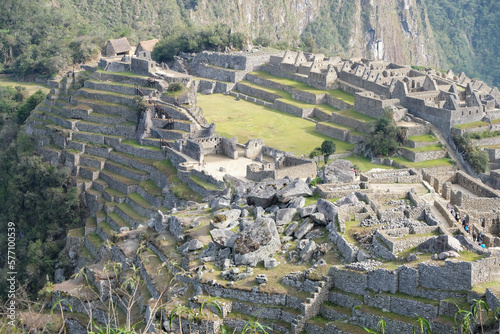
xmin=0 ymin=0 xmax=498 ymax=86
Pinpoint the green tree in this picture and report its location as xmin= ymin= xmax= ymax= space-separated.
xmin=321 ymin=140 xmax=336 ymax=164
xmin=16 ymin=89 xmax=44 ymax=124
xmin=367 ymin=109 xmax=399 ymax=157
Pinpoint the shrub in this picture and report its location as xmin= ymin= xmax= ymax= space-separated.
xmin=168 ymin=82 xmax=183 ymax=92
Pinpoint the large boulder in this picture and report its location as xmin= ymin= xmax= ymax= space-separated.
xmin=335 ymin=193 xmax=359 ymax=206
xmin=417 ymin=235 xmax=463 ymax=253
xmin=294 ymin=218 xmax=314 ymax=240
xmin=288 ymin=196 xmax=306 ymax=209
xmin=316 ymin=198 xmax=339 ymax=222
xmin=277 ymin=178 xmax=313 ymax=202
xmin=299 ymin=204 xmax=317 ymax=218
xmin=247 ymin=179 xmax=289 ymax=208
xmin=210 ymin=209 xmax=241 ymax=229
xmin=210 ymin=229 xmax=237 ymax=248
xmin=317 ymin=159 xmax=355 ymax=184
xmin=233 ymin=217 xmax=281 ymax=266
xmin=275 ymin=208 xmax=297 ymax=226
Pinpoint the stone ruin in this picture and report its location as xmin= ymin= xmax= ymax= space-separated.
xmin=24 ymin=47 xmax=500 ymax=334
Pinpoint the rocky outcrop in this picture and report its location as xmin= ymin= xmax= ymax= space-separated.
xmin=233 ymin=217 xmax=281 ymax=266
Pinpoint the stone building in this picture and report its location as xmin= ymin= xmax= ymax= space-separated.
xmin=135 ymin=39 xmax=159 ymax=58
xmin=104 ymin=37 xmax=131 ymax=57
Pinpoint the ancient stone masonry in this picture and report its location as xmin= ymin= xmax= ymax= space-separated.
xmin=29 ymin=49 xmax=500 ymax=334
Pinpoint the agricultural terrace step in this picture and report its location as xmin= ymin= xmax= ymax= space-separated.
xmin=99 ymin=170 xmax=138 ymax=195
xmin=73 ymin=131 xmax=105 ymax=145
xmin=114 ymin=203 xmax=149 ymax=228
xmin=126 ymin=192 xmax=155 ymax=218
xmin=107 ymin=212 xmax=131 ymax=231
xmin=76 ymin=88 xmax=137 ymax=107
xmin=84 ymin=80 xmax=156 ymax=97
xmin=36 ymin=111 xmax=78 ymax=129
xmin=75 ymin=120 xmax=135 ymax=139
xmin=67 ymin=140 xmax=86 ymax=152
xmin=84 ymin=143 xmax=113 ymax=158
xmin=319 ymin=303 xmax=351 ymax=321
xmin=153 ymin=128 xmax=190 ymax=140
xmin=104 ymin=160 xmax=149 ymax=182
xmin=72 ymin=96 xmax=137 ymax=121
xmin=103 ymin=187 xmax=127 ymax=203
xmin=92 ymin=179 xmax=109 ymax=193
xmin=85 ymin=232 xmax=104 ymax=257
xmin=81 ymin=111 xmax=127 ymax=125
xmin=315 ymin=121 xmax=367 ymax=143
xmin=117 ymin=140 xmax=166 ymax=160
xmin=96 ymin=221 xmax=115 ymax=241
xmin=80 ymin=154 xmax=106 ymax=170
xmin=92 ymin=71 xmax=151 ymax=86
xmin=79 ymin=165 xmax=100 ymax=181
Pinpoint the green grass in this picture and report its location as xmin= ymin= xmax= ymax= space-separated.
xmin=100 ymin=170 xmax=137 ymax=185
xmin=153 ymin=160 xmax=177 ymax=178
xmin=96 ymin=70 xmax=148 ymax=78
xmin=108 ymin=212 xmax=131 ymax=228
xmin=104 ymin=188 xmax=126 ymax=198
xmin=303 ymin=193 xmax=339 ymax=206
xmin=122 ymin=139 xmax=162 ymax=151
xmin=337 ymin=108 xmax=376 ymax=122
xmin=408 ymin=134 xmax=439 ymax=142
xmin=403 ymin=144 xmax=444 ymax=152
xmin=87 ymin=233 xmax=103 ymax=249
xmin=318 ymin=121 xmax=366 ymax=136
xmin=391 ymin=156 xmax=454 ymax=168
xmin=491 ymin=118 xmax=500 ymax=125
xmin=454 ymin=121 xmax=489 ymax=130
xmin=382 ymin=292 xmax=440 ymax=307
xmin=346 ymin=154 xmax=396 ymax=172
xmin=480 ymin=144 xmax=500 ymax=149
xmin=189 ymin=175 xmax=221 ymax=191
xmin=250 ymin=71 xmax=355 ymax=104
xmin=0 ymin=75 xmax=50 ymax=95
xmin=198 ymin=94 xmax=354 ymax=156
xmin=170 ymin=183 xmax=203 ymax=202
xmin=471 ymin=281 xmax=500 ymax=295
xmin=128 ymin=192 xmax=153 ymax=209
xmin=139 ymin=179 xmax=162 ymax=197
xmin=359 ymin=305 xmax=415 ymax=324
xmin=238 ymin=80 xmax=288 ymax=99
xmin=68 ymin=227 xmax=85 ymax=238
xmin=116 ymin=203 xmax=148 ymax=222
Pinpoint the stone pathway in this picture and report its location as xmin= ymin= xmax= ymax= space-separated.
xmin=428 ymin=123 xmax=468 ymax=171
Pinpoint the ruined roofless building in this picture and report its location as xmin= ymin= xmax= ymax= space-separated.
xmin=104 ymin=37 xmax=132 ymax=57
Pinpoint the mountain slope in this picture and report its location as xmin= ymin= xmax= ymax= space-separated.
xmin=0 ymin=0 xmax=498 ymax=86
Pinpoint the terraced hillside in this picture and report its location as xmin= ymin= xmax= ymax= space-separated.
xmin=26 ymin=69 xmax=207 ymax=264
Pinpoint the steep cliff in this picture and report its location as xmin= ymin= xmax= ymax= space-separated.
xmin=1 ymin=0 xmax=497 ymax=85
xmin=302 ymin=0 xmax=443 ymax=67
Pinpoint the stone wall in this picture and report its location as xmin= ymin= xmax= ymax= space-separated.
xmin=328 ymin=230 xmax=358 ymax=263
xmin=330 ymin=113 xmax=372 ymax=133
xmin=418 ymin=261 xmax=472 ymax=291
xmin=450 ymin=124 xmax=490 ymax=137
xmin=360 ymin=169 xmax=421 ymax=184
xmin=471 ymin=136 xmax=500 ymax=147
xmin=354 ymin=92 xmax=399 ymax=119
xmin=275 ymin=156 xmax=317 ymax=180
xmin=399 ymin=147 xmax=446 ymax=163
xmin=235 ymin=82 xmax=281 ymax=102
xmin=315 ymin=123 xmax=348 ymax=142
xmin=456 ymin=171 xmax=500 ymax=198
xmin=274 ymin=100 xmax=313 ymax=118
